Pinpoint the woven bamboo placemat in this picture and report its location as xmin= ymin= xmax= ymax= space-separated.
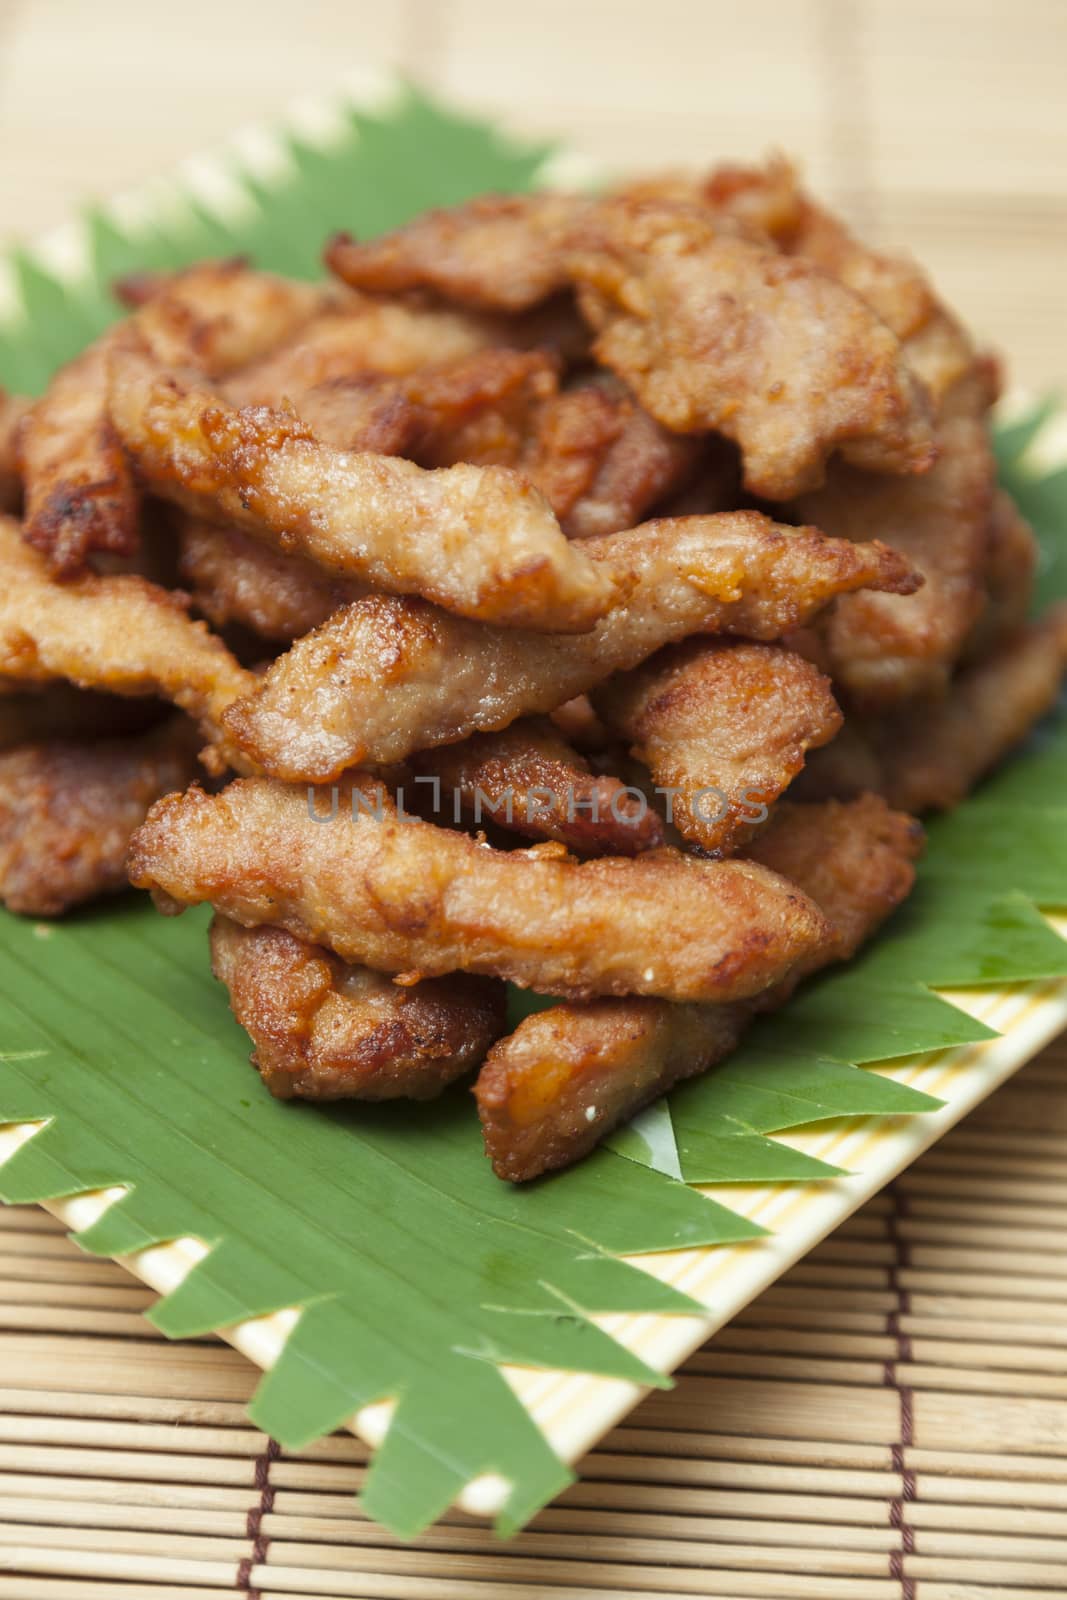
xmin=0 ymin=1035 xmax=1063 ymax=1597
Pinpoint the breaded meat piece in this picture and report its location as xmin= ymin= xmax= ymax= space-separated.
xmin=566 ymin=198 xmax=935 ymax=499
xmin=477 ymin=794 xmax=922 ymax=1179
xmin=225 ymin=300 xmax=505 ymax=401
xmin=325 ymin=194 xmax=586 ymax=312
xmin=0 ymin=716 xmax=202 ymax=916
xmin=699 ymin=160 xmax=975 ymax=408
xmin=20 ymin=335 xmax=141 ymax=576
xmin=210 ymin=917 xmax=506 ymax=1100
xmin=330 ymin=190 xmax=935 ymax=499
xmin=107 ymin=348 xmax=615 ymax=632
xmin=133 ymin=259 xmax=326 ymax=376
xmin=796 ymin=391 xmax=996 ymax=705
xmin=798 ymin=605 xmax=1067 ymax=813
xmin=222 ymin=512 xmax=917 ymax=778
xmin=594 ymin=639 xmax=842 ymax=855
xmin=0 ymin=389 xmax=29 ymax=512
xmin=177 ymin=518 xmax=359 ymax=643
xmin=128 ymin=774 xmax=831 ymax=1004
xmin=0 ymin=516 xmax=254 ymax=757
xmin=552 ymin=381 xmax=704 ymax=538
xmin=409 ymin=717 xmax=665 ymax=855
xmin=21 ymin=263 xmax=326 ymax=576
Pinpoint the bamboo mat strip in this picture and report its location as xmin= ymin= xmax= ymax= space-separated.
xmin=0 ymin=1046 xmax=1065 ymax=1594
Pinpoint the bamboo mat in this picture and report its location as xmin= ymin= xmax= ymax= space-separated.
xmin=0 ymin=1037 xmax=1062 ymax=1596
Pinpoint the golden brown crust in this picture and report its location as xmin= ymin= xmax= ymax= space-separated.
xmin=566 ymin=197 xmax=935 ymax=499
xmin=325 ymin=195 xmax=586 ymax=312
xmin=127 ymin=774 xmax=831 ymax=1004
xmin=409 ymin=717 xmax=665 ymax=855
xmin=107 ymin=347 xmax=615 ymax=632
xmin=177 ymin=516 xmax=360 ymax=642
xmin=476 ymin=793 xmax=922 ymax=1180
xmin=798 ymin=605 xmax=1067 ymax=813
xmin=221 ymin=512 xmax=917 ymax=779
xmin=210 ymin=916 xmax=506 ymax=1100
xmin=747 ymin=795 xmax=923 ymax=973
xmin=225 ymin=299 xmax=504 ymax=402
xmin=0 ymin=716 xmax=202 ymax=916
xmin=20 ymin=263 xmax=326 ymax=577
xmin=0 ymin=516 xmax=254 ymax=756
xmin=551 ymin=381 xmax=704 ymax=538
xmin=594 ymin=640 xmax=842 ymax=856
xmin=19 ymin=332 xmax=141 ymax=577
xmin=705 ymin=163 xmax=974 ymax=406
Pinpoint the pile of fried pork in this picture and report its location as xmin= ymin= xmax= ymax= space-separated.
xmin=2 ymin=160 xmax=1064 ymax=1181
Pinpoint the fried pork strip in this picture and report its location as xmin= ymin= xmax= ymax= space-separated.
xmin=210 ymin=917 xmax=507 ymax=1100
xmin=20 ymin=336 xmax=141 ymax=575
xmin=568 ymin=198 xmax=934 ymax=500
xmin=798 ymin=604 xmax=1067 ymax=814
xmin=476 ymin=794 xmax=922 ymax=1180
xmin=0 ymin=516 xmax=254 ymax=755
xmin=549 ymin=381 xmax=704 ymax=538
xmin=0 ymin=390 xmax=29 ymax=511
xmin=177 ymin=518 xmax=358 ymax=643
xmin=0 ymin=716 xmax=202 ymax=916
xmin=594 ymin=639 xmax=842 ymax=856
xmin=325 ymin=194 xmax=585 ymax=312
xmin=107 ymin=348 xmax=614 ymax=632
xmin=127 ymin=774 xmax=831 ymax=1003
xmin=408 ymin=717 xmax=665 ymax=855
xmin=21 ymin=262 xmax=326 ymax=576
xmin=221 ymin=512 xmax=917 ymax=779
xmin=697 ymin=159 xmax=975 ymax=409
xmin=329 ymin=192 xmax=936 ymax=500
xmin=795 ymin=377 xmax=997 ymax=705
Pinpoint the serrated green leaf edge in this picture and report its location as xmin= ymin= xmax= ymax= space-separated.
xmin=0 ymin=84 xmax=1065 ymax=1539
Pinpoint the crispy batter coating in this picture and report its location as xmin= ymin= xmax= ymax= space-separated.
xmin=210 ymin=917 xmax=506 ymax=1100
xmin=0 ymin=716 xmax=202 ymax=916
xmin=20 ymin=334 xmax=141 ymax=576
xmin=0 ymin=683 xmax=163 ymax=750
xmin=699 ymin=161 xmax=975 ymax=408
xmin=328 ymin=193 xmax=937 ymax=499
xmin=796 ymin=392 xmax=996 ymax=705
xmin=227 ymin=293 xmax=588 ymax=406
xmin=128 ymin=774 xmax=831 ymax=1003
xmin=0 ymin=516 xmax=254 ymax=754
xmin=567 ymin=198 xmax=935 ymax=499
xmin=0 ymin=389 xmax=29 ymax=511
xmin=409 ymin=717 xmax=665 ymax=855
xmin=799 ymin=605 xmax=1067 ymax=813
xmin=477 ymin=793 xmax=922 ymax=1179
xmin=21 ymin=263 xmax=326 ymax=577
xmin=107 ymin=348 xmax=614 ymax=632
xmin=222 ymin=512 xmax=917 ymax=778
xmin=594 ymin=639 xmax=842 ymax=855
xmin=552 ymin=381 xmax=704 ymax=538
xmin=325 ymin=195 xmax=585 ymax=312
xmin=177 ymin=517 xmax=358 ymax=643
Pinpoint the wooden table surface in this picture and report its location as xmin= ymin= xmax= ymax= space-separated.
xmin=0 ymin=0 xmax=1063 ymax=393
